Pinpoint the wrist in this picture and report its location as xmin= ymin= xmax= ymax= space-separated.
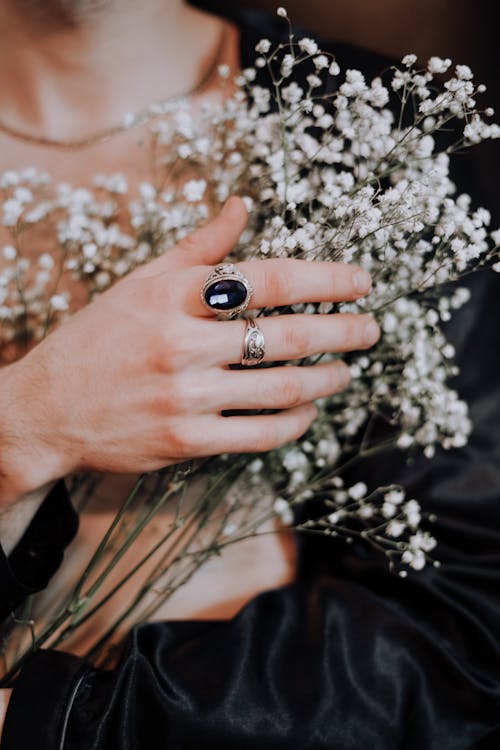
xmin=0 ymin=356 xmax=69 ymax=507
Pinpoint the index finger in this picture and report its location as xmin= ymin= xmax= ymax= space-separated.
xmin=186 ymin=259 xmax=372 ymax=316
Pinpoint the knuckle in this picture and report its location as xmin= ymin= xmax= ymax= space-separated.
xmin=251 ymin=410 xmax=310 ymax=453
xmin=337 ymin=315 xmax=361 ymax=349
xmin=154 ymin=388 xmax=178 ymax=417
xmin=147 ymin=275 xmax=177 ymax=309
xmin=155 ymin=378 xmax=190 ymax=415
xmin=282 ymin=319 xmax=310 ymax=358
xmin=155 ymin=328 xmax=194 ymax=372
xmin=331 ymin=363 xmax=351 ymax=392
xmin=253 ymin=424 xmax=281 ymax=452
xmin=263 ymin=265 xmax=291 ymax=301
xmin=162 ymin=421 xmax=195 ymax=458
xmin=177 ymin=231 xmax=199 ymax=255
xmin=277 ymin=373 xmax=304 ymax=407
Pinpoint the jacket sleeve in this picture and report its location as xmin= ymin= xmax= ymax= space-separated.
xmin=0 ymin=481 xmax=78 ymax=624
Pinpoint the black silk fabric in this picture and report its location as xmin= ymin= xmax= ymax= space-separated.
xmin=2 ymin=9 xmax=500 ymax=749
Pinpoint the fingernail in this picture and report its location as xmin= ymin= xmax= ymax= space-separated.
xmin=364 ymin=317 xmax=380 ymax=343
xmin=352 ymin=269 xmax=372 ymax=294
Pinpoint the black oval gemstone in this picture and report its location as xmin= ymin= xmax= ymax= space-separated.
xmin=204 ymin=279 xmax=248 ymax=310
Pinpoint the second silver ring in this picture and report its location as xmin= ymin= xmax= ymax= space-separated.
xmin=241 ymin=318 xmax=265 ymax=366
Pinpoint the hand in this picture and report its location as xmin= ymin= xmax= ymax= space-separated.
xmin=0 ymin=197 xmax=379 ymax=505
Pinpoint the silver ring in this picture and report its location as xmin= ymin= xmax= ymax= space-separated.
xmin=201 ymin=263 xmax=254 ymax=320
xmin=241 ymin=318 xmax=265 ymax=366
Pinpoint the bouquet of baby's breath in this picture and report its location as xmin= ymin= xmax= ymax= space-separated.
xmin=1 ymin=7 xmax=500 ymax=678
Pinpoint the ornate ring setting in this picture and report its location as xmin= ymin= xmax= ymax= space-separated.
xmin=241 ymin=317 xmax=265 ymax=366
xmin=201 ymin=263 xmax=254 ymax=319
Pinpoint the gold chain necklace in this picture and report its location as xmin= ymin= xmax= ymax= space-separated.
xmin=0 ymin=22 xmax=228 ymax=151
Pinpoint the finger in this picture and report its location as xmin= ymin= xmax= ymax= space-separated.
xmin=204 ymin=313 xmax=380 ymax=366
xmin=187 ymin=258 xmax=372 ymax=316
xmin=169 ymin=403 xmax=318 ymax=457
xmin=175 ymin=196 xmax=248 ymax=266
xmin=203 ymin=361 xmax=351 ymax=412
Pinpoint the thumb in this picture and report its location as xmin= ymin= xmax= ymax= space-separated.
xmin=175 ymin=195 xmax=248 ymax=266
xmin=128 ymin=197 xmax=248 ymax=280
xmin=130 ymin=197 xmax=248 ymax=280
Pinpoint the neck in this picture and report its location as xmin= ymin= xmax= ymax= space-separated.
xmin=0 ymin=0 xmax=227 ymax=140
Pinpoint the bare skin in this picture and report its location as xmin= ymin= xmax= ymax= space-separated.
xmin=0 ymin=0 xmax=380 ymax=728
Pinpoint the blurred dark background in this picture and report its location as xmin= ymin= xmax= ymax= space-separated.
xmin=194 ymin=0 xmax=499 ymax=224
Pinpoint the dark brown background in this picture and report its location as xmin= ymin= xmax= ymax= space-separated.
xmin=196 ymin=0 xmax=499 ymax=223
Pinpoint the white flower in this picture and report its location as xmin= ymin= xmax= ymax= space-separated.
xmin=273 ymin=497 xmax=293 ymax=525
xmin=382 ymin=502 xmax=397 ymax=518
xmin=427 ymin=56 xmax=452 ymax=74
xmin=248 ymin=459 xmax=263 ymax=474
xmin=402 ymin=54 xmax=417 ymax=67
xmin=298 ymin=38 xmax=318 ymax=55
xmin=402 ymin=548 xmax=426 ymax=570
xmin=333 ymin=490 xmax=348 ymax=505
xmin=404 ymin=500 xmax=422 ymax=527
xmin=409 ymin=531 xmax=437 ymax=552
xmin=276 ymin=6 xmax=287 ymax=17
xmin=387 ymin=520 xmax=406 ymax=537
xmin=358 ymin=504 xmax=374 ymax=519
xmin=218 ymin=64 xmax=230 ymax=79
xmin=313 ymin=55 xmax=329 ymax=71
xmin=340 ymin=69 xmax=366 ymax=96
xmin=14 ymin=187 xmax=33 ymax=204
xmin=255 ymin=39 xmax=271 ymax=54
xmin=38 ymin=253 xmax=55 ymax=270
xmin=328 ymin=511 xmax=342 ymax=524
xmin=455 ymin=64 xmax=473 ymax=80
xmin=282 ymin=449 xmax=308 ymax=472
xmin=2 ymin=245 xmax=16 ymax=261
xmin=139 ymin=182 xmax=156 ymax=201
xmin=280 ymin=53 xmax=296 ymax=77
xmin=307 ymin=74 xmax=322 ymax=89
xmin=397 ymin=434 xmax=414 ymax=449
xmin=122 ymin=112 xmax=136 ymax=128
xmin=384 ymin=489 xmax=405 ymax=505
xmin=50 ymin=294 xmax=69 ymax=311
xmin=182 ymin=179 xmax=207 ymax=203
xmin=348 ymin=482 xmax=367 ymax=500
xmin=3 ymin=199 xmax=23 ymax=226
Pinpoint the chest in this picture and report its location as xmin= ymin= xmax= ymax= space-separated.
xmin=0 ymin=125 xmax=214 ymax=362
